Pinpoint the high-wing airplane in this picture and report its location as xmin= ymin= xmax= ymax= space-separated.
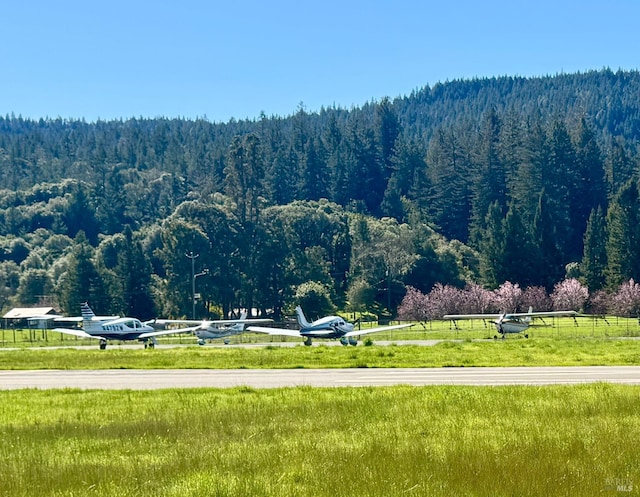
xmin=247 ymin=306 xmax=413 ymax=346
xmin=443 ymin=307 xmax=578 ymax=338
xmin=151 ymin=311 xmax=273 ymax=345
xmin=52 ymin=303 xmax=189 ymax=349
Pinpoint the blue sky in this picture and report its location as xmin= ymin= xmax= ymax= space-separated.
xmin=2 ymin=0 xmax=639 ymax=123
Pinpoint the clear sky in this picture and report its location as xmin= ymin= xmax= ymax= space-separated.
xmin=2 ymin=0 xmax=639 ymax=123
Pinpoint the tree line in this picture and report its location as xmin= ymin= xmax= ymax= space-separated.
xmin=1 ymin=69 xmax=640 ymax=319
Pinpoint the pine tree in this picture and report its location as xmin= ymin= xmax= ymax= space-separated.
xmin=500 ymin=205 xmax=536 ymax=287
xmin=606 ymin=180 xmax=640 ymax=288
xmin=423 ymin=128 xmax=471 ymax=242
xmin=114 ymin=226 xmax=155 ymax=319
xmin=478 ymin=201 xmax=505 ymax=289
xmin=469 ymin=109 xmax=505 ymax=246
xmin=376 ymin=96 xmax=401 ymax=182
xmin=544 ymin=119 xmax=577 ymax=261
xmin=57 ymin=232 xmax=110 ymax=315
xmin=571 ymin=117 xmax=607 ymax=259
xmin=581 ymin=206 xmax=607 ymax=291
xmin=531 ymin=189 xmax=565 ymax=290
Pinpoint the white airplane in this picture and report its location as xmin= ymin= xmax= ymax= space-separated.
xmin=151 ymin=311 xmax=273 ymax=345
xmin=443 ymin=307 xmax=578 ymax=338
xmin=52 ymin=303 xmax=189 ymax=349
xmin=247 ymin=306 xmax=413 ymax=346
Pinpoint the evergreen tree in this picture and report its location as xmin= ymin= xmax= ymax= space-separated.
xmin=423 ymin=127 xmax=471 ymax=242
xmin=379 ymin=174 xmax=405 ymax=221
xmin=531 ymin=189 xmax=565 ymax=290
xmin=581 ymin=206 xmax=607 ymax=291
xmin=477 ymin=201 xmax=505 ymax=289
xmin=605 ymin=135 xmax=637 ymax=196
xmin=509 ymin=115 xmax=546 ymax=227
xmin=543 ymin=119 xmax=577 ymax=261
xmin=606 ymin=180 xmax=640 ymax=288
xmin=113 ymin=226 xmax=155 ymax=319
xmin=224 ymin=134 xmax=265 ymax=226
xmin=57 ymin=232 xmax=110 ymax=315
xmin=469 ymin=109 xmax=505 ymax=246
xmin=375 ymin=96 xmax=401 ymax=182
xmin=571 ymin=117 xmax=607 ymax=258
xmin=299 ymin=138 xmax=328 ymax=201
xmin=500 ymin=204 xmax=536 ymax=287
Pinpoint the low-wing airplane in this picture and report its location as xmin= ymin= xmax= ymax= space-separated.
xmin=151 ymin=311 xmax=273 ymax=345
xmin=443 ymin=307 xmax=578 ymax=338
xmin=247 ymin=306 xmax=413 ymax=346
xmin=52 ymin=303 xmax=189 ymax=349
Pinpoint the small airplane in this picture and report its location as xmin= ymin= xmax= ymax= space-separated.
xmin=443 ymin=307 xmax=578 ymax=338
xmin=52 ymin=303 xmax=189 ymax=349
xmin=247 ymin=306 xmax=413 ymax=346
xmin=150 ymin=311 xmax=273 ymax=345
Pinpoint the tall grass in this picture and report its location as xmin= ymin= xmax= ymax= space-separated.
xmin=2 ymin=315 xmax=638 ymax=348
xmin=0 ymin=385 xmax=638 ymax=496
xmin=1 ymin=337 xmax=640 ymax=370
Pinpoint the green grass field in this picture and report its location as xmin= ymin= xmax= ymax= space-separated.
xmin=2 ymin=316 xmax=639 ymax=496
xmin=1 ymin=384 xmax=638 ymax=497
xmin=2 ymin=315 xmax=637 ymax=348
xmin=1 ymin=337 xmax=640 ymax=370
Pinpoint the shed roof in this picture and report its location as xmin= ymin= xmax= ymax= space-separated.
xmin=3 ymin=307 xmax=58 ymax=319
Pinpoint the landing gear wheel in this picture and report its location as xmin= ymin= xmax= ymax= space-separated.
xmin=99 ymin=340 xmax=107 ymax=350
xmin=304 ymin=337 xmax=313 ymax=346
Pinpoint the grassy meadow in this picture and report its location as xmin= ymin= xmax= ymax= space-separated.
xmin=2 ymin=317 xmax=640 ymax=496
xmin=1 ymin=314 xmax=637 ymax=348
xmin=1 ymin=384 xmax=638 ymax=497
xmin=1 ymin=336 xmax=640 ymax=370
xmin=1 ymin=315 xmax=640 ymax=370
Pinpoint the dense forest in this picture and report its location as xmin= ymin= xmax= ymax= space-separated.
xmin=2 ymin=68 xmax=640 ymax=320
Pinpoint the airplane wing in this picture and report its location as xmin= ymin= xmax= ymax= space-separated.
xmin=151 ymin=318 xmax=273 ymax=326
xmin=138 ymin=328 xmax=197 ymax=339
xmin=507 ymin=310 xmax=578 ymax=318
xmin=246 ymin=326 xmax=303 ymax=338
xmin=443 ymin=311 xmax=578 ymax=320
xmin=443 ymin=313 xmax=502 ymax=320
xmin=344 ymin=323 xmax=413 ymax=337
xmin=51 ymin=327 xmax=106 ymax=341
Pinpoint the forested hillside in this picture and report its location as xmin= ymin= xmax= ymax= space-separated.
xmin=1 ymin=68 xmax=640 ymax=319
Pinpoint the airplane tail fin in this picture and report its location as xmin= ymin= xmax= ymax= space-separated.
xmin=524 ymin=306 xmax=534 ymax=323
xmin=295 ymin=306 xmax=312 ymax=328
xmin=80 ymin=302 xmax=96 ymax=330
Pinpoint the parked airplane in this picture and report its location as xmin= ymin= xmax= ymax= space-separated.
xmin=52 ymin=303 xmax=188 ymax=349
xmin=151 ymin=311 xmax=273 ymax=345
xmin=247 ymin=306 xmax=413 ymax=346
xmin=443 ymin=307 xmax=578 ymax=338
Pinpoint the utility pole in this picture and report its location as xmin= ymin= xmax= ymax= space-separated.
xmin=186 ymin=251 xmax=208 ymax=320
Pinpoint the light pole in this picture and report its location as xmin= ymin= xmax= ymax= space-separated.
xmin=186 ymin=251 xmax=208 ymax=319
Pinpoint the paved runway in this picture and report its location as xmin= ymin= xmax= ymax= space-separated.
xmin=2 ymin=366 xmax=640 ymax=389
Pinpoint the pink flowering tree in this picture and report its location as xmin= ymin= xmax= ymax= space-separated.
xmin=550 ymin=278 xmax=589 ymax=311
xmin=397 ymin=286 xmax=430 ymax=321
xmin=460 ymin=282 xmax=495 ymax=314
xmin=521 ymin=286 xmax=551 ymax=311
xmin=587 ymin=290 xmax=611 ymax=315
xmin=425 ymin=283 xmax=463 ymax=319
xmin=610 ymin=279 xmax=640 ymax=317
xmin=493 ymin=281 xmax=523 ymax=313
